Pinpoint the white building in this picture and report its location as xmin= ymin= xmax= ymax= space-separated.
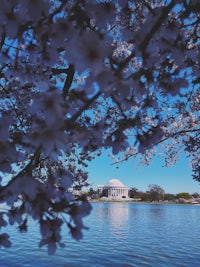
xmin=98 ymin=179 xmax=129 ymax=200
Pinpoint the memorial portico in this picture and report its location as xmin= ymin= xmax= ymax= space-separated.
xmin=98 ymin=179 xmax=129 ymax=200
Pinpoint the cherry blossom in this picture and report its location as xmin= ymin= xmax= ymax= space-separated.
xmin=0 ymin=233 xmax=11 ymax=248
xmin=0 ymin=0 xmax=199 ymax=254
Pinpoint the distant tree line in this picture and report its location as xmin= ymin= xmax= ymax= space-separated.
xmin=86 ymin=184 xmax=199 ymax=202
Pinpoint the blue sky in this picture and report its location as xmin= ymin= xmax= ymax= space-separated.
xmin=87 ymin=150 xmax=200 ymax=194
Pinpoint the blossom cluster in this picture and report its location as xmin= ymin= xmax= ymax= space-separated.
xmin=0 ymin=0 xmax=199 ymax=253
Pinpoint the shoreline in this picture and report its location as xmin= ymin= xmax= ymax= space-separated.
xmin=89 ymin=199 xmax=199 ymax=205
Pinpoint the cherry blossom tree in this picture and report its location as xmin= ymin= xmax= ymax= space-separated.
xmin=0 ymin=0 xmax=199 ymax=254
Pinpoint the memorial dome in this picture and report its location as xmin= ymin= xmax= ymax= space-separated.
xmin=105 ymin=179 xmax=125 ymax=188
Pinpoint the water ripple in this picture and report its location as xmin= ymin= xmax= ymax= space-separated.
xmin=1 ymin=203 xmax=200 ymax=267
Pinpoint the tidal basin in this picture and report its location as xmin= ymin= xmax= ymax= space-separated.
xmin=1 ymin=202 xmax=200 ymax=267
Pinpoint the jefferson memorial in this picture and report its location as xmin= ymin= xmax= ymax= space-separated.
xmin=98 ymin=179 xmax=129 ymax=200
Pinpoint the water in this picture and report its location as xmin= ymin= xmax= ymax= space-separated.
xmin=1 ymin=203 xmax=200 ymax=267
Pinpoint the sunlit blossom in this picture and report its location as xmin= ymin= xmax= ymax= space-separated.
xmin=0 ymin=0 xmax=199 ymax=254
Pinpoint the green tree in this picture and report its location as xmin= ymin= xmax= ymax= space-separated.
xmin=87 ymin=187 xmax=99 ymax=199
xmin=141 ymin=192 xmax=152 ymax=202
xmin=164 ymin=193 xmax=176 ymax=201
xmin=148 ymin=184 xmax=165 ymax=201
xmin=101 ymin=189 xmax=108 ymax=198
xmin=176 ymin=192 xmax=191 ymax=200
xmin=129 ymin=187 xmax=139 ymax=198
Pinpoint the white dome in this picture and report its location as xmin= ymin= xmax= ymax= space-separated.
xmin=105 ymin=179 xmax=126 ymax=188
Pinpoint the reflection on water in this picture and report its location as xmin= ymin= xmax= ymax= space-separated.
xmin=1 ymin=203 xmax=200 ymax=267
xmin=106 ymin=203 xmax=129 ymax=233
xmin=93 ymin=203 xmax=130 ymax=242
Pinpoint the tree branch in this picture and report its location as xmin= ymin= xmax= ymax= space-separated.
xmin=67 ymin=91 xmax=102 ymax=125
xmin=111 ymin=128 xmax=200 ymax=165
xmin=49 ymin=0 xmax=67 ymax=23
xmin=51 ymin=65 xmax=75 ymax=98
xmin=0 ymin=146 xmax=42 ymax=200
xmin=139 ymin=0 xmax=176 ymax=53
xmin=63 ymin=64 xmax=75 ymax=99
xmin=158 ymin=128 xmax=200 ymax=144
xmin=115 ymin=0 xmax=177 ymax=70
xmin=0 ymin=32 xmax=5 ymax=50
